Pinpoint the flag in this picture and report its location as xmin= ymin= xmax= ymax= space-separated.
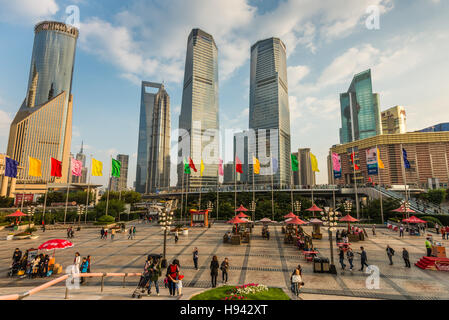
xmin=365 ymin=148 xmax=378 ymax=175
xmin=272 ymin=158 xmax=278 ymax=174
xmin=28 ymin=157 xmax=42 ymax=177
xmin=200 ymin=160 xmax=205 ymax=176
xmin=236 ymin=156 xmax=243 ymax=174
xmin=71 ymin=158 xmax=83 ymax=177
xmin=402 ymin=148 xmax=411 ymax=169
xmin=377 ymin=148 xmax=384 ymax=169
xmin=111 ymin=159 xmax=121 ymax=177
xmin=291 ymin=154 xmax=298 ymax=172
xmin=332 ymin=153 xmax=342 ymax=179
xmin=189 ymin=157 xmax=197 ymax=172
xmin=218 ymin=158 xmax=224 ymax=176
xmin=184 ymin=158 xmax=191 ymax=174
xmin=350 ymin=152 xmax=360 ymax=170
xmin=5 ymin=157 xmax=18 ymax=178
xmin=92 ymin=158 xmax=103 ymax=176
xmin=310 ymin=153 xmax=319 ymax=172
xmin=51 ymin=158 xmax=62 ymax=177
xmin=253 ymin=157 xmax=260 ymax=174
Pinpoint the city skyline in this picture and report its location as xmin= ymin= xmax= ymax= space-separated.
xmin=1 ymin=1 xmax=449 ymax=188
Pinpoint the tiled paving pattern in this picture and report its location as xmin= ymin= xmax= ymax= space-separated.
xmin=1 ymin=222 xmax=449 ymax=300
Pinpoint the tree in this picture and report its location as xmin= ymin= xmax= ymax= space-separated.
xmin=0 ymin=196 xmax=14 ymax=208
xmin=95 ymin=199 xmax=125 ymax=217
xmin=427 ymin=189 xmax=446 ymax=205
xmin=101 ymin=191 xmax=141 ymax=204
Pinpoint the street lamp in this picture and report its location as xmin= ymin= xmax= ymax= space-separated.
xmin=27 ymin=206 xmax=35 ymax=232
xmin=249 ymin=200 xmax=256 ymax=223
xmin=293 ymin=200 xmax=301 ymax=217
xmin=207 ymin=201 xmax=213 ymax=227
xmin=343 ymin=200 xmax=353 ymax=216
xmin=159 ymin=203 xmax=174 ymax=268
xmin=321 ymin=207 xmax=339 ymax=274
xmin=77 ymin=205 xmax=84 ymax=230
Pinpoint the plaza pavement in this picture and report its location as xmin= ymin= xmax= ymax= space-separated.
xmin=0 ymin=222 xmax=448 ymax=300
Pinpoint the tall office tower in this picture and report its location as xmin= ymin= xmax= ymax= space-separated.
xmin=110 ymin=154 xmax=129 ymax=192
xmin=136 ymin=82 xmax=171 ymax=193
xmin=7 ymin=21 xmax=78 ymax=184
xmin=249 ymin=37 xmax=291 ymax=187
xmin=382 ymin=106 xmax=407 ymax=134
xmin=72 ymin=141 xmax=87 ymax=184
xmin=177 ymin=29 xmax=219 ymax=188
xmin=291 ymin=149 xmax=316 ymax=186
xmin=223 ymin=163 xmax=235 ymax=185
xmin=339 ymin=69 xmax=382 ymax=144
xmin=234 ymin=131 xmax=248 ymax=184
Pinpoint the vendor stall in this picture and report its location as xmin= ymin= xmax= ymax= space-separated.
xmin=309 ymin=218 xmax=323 ymax=239
xmin=226 ymin=216 xmax=248 ymax=245
xmin=339 ymin=214 xmax=362 ymax=242
xmin=402 ymin=216 xmax=427 ymax=236
xmin=189 ymin=209 xmax=209 ymax=227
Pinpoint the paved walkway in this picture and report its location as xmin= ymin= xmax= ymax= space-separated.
xmin=1 ymin=222 xmax=448 ymax=300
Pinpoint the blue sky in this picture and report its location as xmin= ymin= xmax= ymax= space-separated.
xmin=0 ymin=0 xmax=448 ymax=188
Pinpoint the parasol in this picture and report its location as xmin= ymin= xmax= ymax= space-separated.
xmin=38 ymin=239 xmax=74 ymax=258
xmin=402 ymin=216 xmax=426 ymax=224
xmin=339 ymin=214 xmax=359 ymax=232
xmin=235 ymin=205 xmax=248 ymax=212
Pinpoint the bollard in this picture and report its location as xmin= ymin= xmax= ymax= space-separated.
xmin=101 ymin=275 xmax=105 ymax=293
xmin=65 ymin=287 xmax=68 ymax=299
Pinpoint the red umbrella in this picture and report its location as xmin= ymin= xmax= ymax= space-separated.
xmin=392 ymin=206 xmax=415 ymax=213
xmin=6 ymin=210 xmax=27 ymax=217
xmin=284 ymin=212 xmax=297 ymax=219
xmin=236 ymin=211 xmax=250 ymax=218
xmin=38 ymin=239 xmax=74 ymax=258
xmin=306 ymin=204 xmax=322 ymax=217
xmin=309 ymin=218 xmax=323 ymax=225
xmin=339 ymin=214 xmax=359 ymax=232
xmin=259 ymin=218 xmax=272 ymax=223
xmin=402 ymin=216 xmax=426 ymax=224
xmin=286 ymin=216 xmax=307 ymax=237
xmin=227 ymin=216 xmax=247 ymax=235
xmin=235 ymin=205 xmax=248 ymax=212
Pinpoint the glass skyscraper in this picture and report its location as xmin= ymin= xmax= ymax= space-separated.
xmin=177 ymin=29 xmax=219 ymax=187
xmin=7 ymin=21 xmax=78 ymax=183
xmin=339 ymin=69 xmax=382 ymax=144
xmin=136 ymin=82 xmax=171 ymax=193
xmin=249 ymin=37 xmax=291 ymax=186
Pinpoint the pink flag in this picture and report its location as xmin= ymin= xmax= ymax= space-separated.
xmin=332 ymin=153 xmax=341 ymax=171
xmin=71 ymin=158 xmax=83 ymax=177
xmin=218 ymin=158 xmax=224 ymax=176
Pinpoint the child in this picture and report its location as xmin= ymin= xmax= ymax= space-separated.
xmin=175 ymin=274 xmax=184 ymax=296
xmin=291 ymin=269 xmax=302 ymax=297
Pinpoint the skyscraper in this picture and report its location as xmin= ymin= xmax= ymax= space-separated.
xmin=178 ymin=29 xmax=219 ymax=187
xmin=72 ymin=141 xmax=87 ymax=184
xmin=234 ymin=131 xmax=249 ymax=183
xmin=7 ymin=21 xmax=78 ymax=184
xmin=292 ymin=149 xmax=316 ymax=186
xmin=339 ymin=69 xmax=382 ymax=144
xmin=136 ymin=82 xmax=171 ymax=193
xmin=249 ymin=37 xmax=291 ymax=186
xmin=110 ymin=154 xmax=129 ymax=192
xmin=381 ymin=106 xmax=407 ymax=134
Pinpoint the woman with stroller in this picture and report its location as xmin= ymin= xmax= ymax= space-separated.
xmin=148 ymin=257 xmax=161 ymax=296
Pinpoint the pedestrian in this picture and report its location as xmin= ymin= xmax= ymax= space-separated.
xmin=12 ymin=248 xmax=22 ymax=264
xmin=74 ymin=252 xmax=81 ymax=271
xmin=175 ymin=274 xmax=184 ymax=296
xmin=347 ymin=248 xmax=354 ymax=271
xmin=338 ymin=247 xmax=346 ymax=270
xmin=210 ymin=255 xmax=219 ymax=288
xmin=175 ymin=230 xmax=179 ymax=243
xmin=67 ymin=227 xmax=71 ymax=238
xmin=291 ymin=269 xmax=303 ymax=297
xmin=100 ymin=227 xmax=105 ymax=239
xmin=104 ymin=229 xmax=108 ymax=239
xmin=133 ymin=226 xmax=137 ymax=239
xmin=446 ymin=226 xmax=449 ymax=240
xmin=42 ymin=221 xmax=46 ymax=232
xmin=425 ymin=237 xmax=432 ymax=257
xmin=372 ymin=225 xmax=376 ymax=236
xmin=441 ymin=227 xmax=446 ymax=240
xmin=220 ymin=257 xmax=229 ymax=284
xmin=402 ymin=248 xmax=411 ymax=268
xmin=80 ymin=257 xmax=89 ymax=284
xmin=386 ymin=245 xmax=395 ymax=265
xmin=148 ymin=257 xmax=161 ymax=296
xmin=128 ymin=227 xmax=133 ymax=239
xmin=111 ymin=228 xmax=115 ymax=240
xmin=266 ymin=229 xmax=270 ymax=240
xmin=193 ymin=247 xmax=199 ymax=270
xmin=70 ymin=228 xmax=75 ymax=238
xmin=358 ymin=247 xmax=369 ymax=271
xmin=290 ymin=265 xmax=303 ymax=293
xmin=166 ymin=259 xmax=180 ymax=296
xmin=87 ymin=255 xmax=91 ymax=273
xmin=435 ymin=223 xmax=440 ymax=235
xmin=399 ymin=225 xmax=404 ymax=237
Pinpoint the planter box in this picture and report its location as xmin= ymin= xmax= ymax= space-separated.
xmin=14 ymin=235 xmax=31 ymax=240
xmin=6 ymin=235 xmax=14 ymax=240
xmin=182 ymin=229 xmax=189 ymax=236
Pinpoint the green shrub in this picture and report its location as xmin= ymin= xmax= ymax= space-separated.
xmin=97 ymin=215 xmax=115 ymax=223
xmin=421 ymin=216 xmax=443 ymax=228
xmin=25 ymin=226 xmax=37 ymax=233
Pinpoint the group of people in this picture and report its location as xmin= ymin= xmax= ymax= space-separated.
xmin=66 ymin=226 xmax=75 ymax=238
xmin=436 ymin=224 xmax=449 ymax=240
xmin=73 ymin=252 xmax=91 ymax=284
xmin=99 ymin=226 xmax=136 ymax=240
xmin=10 ymin=248 xmax=52 ymax=278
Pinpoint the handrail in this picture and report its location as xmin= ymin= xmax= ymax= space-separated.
xmin=0 ymin=272 xmax=143 ymax=300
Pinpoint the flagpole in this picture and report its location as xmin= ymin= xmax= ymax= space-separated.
xmin=352 ymin=147 xmax=360 ymax=220
xmin=271 ymin=153 xmax=274 ymax=221
xmin=105 ymin=155 xmax=112 ymax=216
xmin=85 ymin=155 xmax=92 ymax=224
xmin=216 ymin=161 xmax=219 ymax=221
xmin=400 ymin=144 xmax=408 ymax=219
xmin=185 ymin=173 xmax=189 ymax=225
xmin=42 ymin=182 xmax=48 ymax=226
xmin=63 ymin=155 xmax=72 ymax=225
xmin=376 ymin=145 xmax=384 ymax=224
xmin=20 ymin=160 xmax=28 ymax=212
xmin=234 ymin=157 xmax=237 ymax=212
xmin=199 ymin=157 xmax=202 ymax=210
xmin=181 ymin=167 xmax=184 ymax=224
xmin=252 ymin=154 xmax=255 ymax=222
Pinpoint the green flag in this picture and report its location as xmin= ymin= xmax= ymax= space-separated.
xmin=291 ymin=154 xmax=299 ymax=172
xmin=111 ymin=159 xmax=121 ymax=177
xmin=184 ymin=158 xmax=191 ymax=174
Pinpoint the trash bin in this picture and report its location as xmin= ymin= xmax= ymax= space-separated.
xmin=313 ymin=257 xmax=323 ymax=273
xmin=322 ymin=258 xmax=330 ymax=272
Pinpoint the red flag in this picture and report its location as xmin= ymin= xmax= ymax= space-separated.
xmin=51 ymin=157 xmax=62 ymax=177
xmin=350 ymin=153 xmax=360 ymax=170
xmin=236 ymin=156 xmax=243 ymax=174
xmin=188 ymin=157 xmax=197 ymax=172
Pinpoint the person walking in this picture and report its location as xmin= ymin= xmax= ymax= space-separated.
xmin=290 ymin=265 xmax=303 ymax=293
xmin=111 ymin=228 xmax=115 ymax=240
xmin=175 ymin=230 xmax=179 ymax=244
xmin=399 ymin=225 xmax=404 ymax=237
xmin=425 ymin=237 xmax=432 ymax=257
xmin=372 ymin=225 xmax=376 ymax=236
xmin=133 ymin=226 xmax=137 ymax=239
xmin=338 ymin=248 xmax=346 ymax=270
xmin=220 ymin=258 xmax=229 ymax=284
xmin=100 ymin=227 xmax=105 ymax=239
xmin=441 ymin=227 xmax=446 ymax=240
xmin=80 ymin=257 xmax=89 ymax=285
xmin=358 ymin=247 xmax=369 ymax=271
xmin=210 ymin=255 xmax=219 ymax=288
xmin=386 ymin=245 xmax=395 ymax=265
xmin=446 ymin=226 xmax=449 ymax=240
xmin=42 ymin=221 xmax=46 ymax=232
xmin=347 ymin=248 xmax=354 ymax=271
xmin=166 ymin=259 xmax=180 ymax=297
xmin=402 ymin=248 xmax=411 ymax=268
xmin=193 ymin=248 xmax=199 ymax=270
xmin=87 ymin=255 xmax=91 ymax=273
xmin=74 ymin=252 xmax=81 ymax=271
xmin=291 ymin=269 xmax=303 ymax=297
xmin=128 ymin=227 xmax=133 ymax=239
xmin=104 ymin=229 xmax=108 ymax=239
xmin=148 ymin=257 xmax=161 ymax=296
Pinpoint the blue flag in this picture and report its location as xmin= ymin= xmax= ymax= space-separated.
xmin=272 ymin=158 xmax=278 ymax=174
xmin=5 ymin=157 xmax=18 ymax=178
xmin=402 ymin=148 xmax=411 ymax=169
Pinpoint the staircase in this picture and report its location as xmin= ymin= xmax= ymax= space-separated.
xmin=415 ymin=256 xmax=449 ymax=270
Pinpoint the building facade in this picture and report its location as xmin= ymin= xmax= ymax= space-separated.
xmin=136 ymin=82 xmax=171 ymax=193
xmin=418 ymin=123 xmax=449 ymax=133
xmin=6 ymin=21 xmax=78 ymax=189
xmin=329 ymin=132 xmax=449 ymax=189
xmin=177 ymin=29 xmax=219 ymax=187
xmin=339 ymin=69 xmax=382 ymax=144
xmin=292 ymin=149 xmax=316 ymax=186
xmin=249 ymin=37 xmax=291 ymax=187
xmin=382 ymin=106 xmax=407 ymax=134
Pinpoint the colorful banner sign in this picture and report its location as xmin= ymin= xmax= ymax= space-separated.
xmin=332 ymin=153 xmax=342 ymax=179
xmin=366 ymin=147 xmax=379 ymax=175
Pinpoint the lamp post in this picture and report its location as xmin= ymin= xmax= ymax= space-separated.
xmin=293 ymin=200 xmax=301 ymax=217
xmin=159 ymin=202 xmax=173 ymax=268
xmin=249 ymin=200 xmax=256 ymax=222
xmin=77 ymin=204 xmax=84 ymax=230
xmin=207 ymin=201 xmax=213 ymax=227
xmin=322 ymin=207 xmax=339 ymax=274
xmin=27 ymin=206 xmax=35 ymax=232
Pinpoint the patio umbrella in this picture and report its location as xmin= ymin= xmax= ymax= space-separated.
xmin=259 ymin=218 xmax=272 ymax=223
xmin=286 ymin=216 xmax=308 ymax=236
xmin=339 ymin=214 xmax=359 ymax=232
xmin=236 ymin=211 xmax=250 ymax=219
xmin=6 ymin=210 xmax=27 ymax=217
xmin=284 ymin=212 xmax=297 ymax=219
xmin=402 ymin=216 xmax=426 ymax=224
xmin=309 ymin=218 xmax=323 ymax=225
xmin=38 ymin=239 xmax=74 ymax=258
xmin=235 ymin=204 xmax=248 ymax=212
xmin=227 ymin=216 xmax=247 ymax=234
xmin=392 ymin=206 xmax=415 ymax=213
xmin=306 ymin=204 xmax=322 ymax=217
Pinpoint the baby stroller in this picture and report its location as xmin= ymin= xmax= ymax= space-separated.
xmin=131 ymin=254 xmax=162 ymax=298
xmin=7 ymin=262 xmax=20 ymax=277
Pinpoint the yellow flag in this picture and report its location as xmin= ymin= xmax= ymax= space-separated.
xmin=377 ymin=148 xmax=384 ymax=169
xmin=253 ymin=157 xmax=260 ymax=174
xmin=28 ymin=157 xmax=42 ymax=177
xmin=200 ymin=159 xmax=205 ymax=176
xmin=92 ymin=158 xmax=103 ymax=176
xmin=310 ymin=153 xmax=320 ymax=172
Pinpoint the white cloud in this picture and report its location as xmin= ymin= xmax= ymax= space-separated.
xmin=0 ymin=0 xmax=58 ymax=24
xmin=288 ymin=65 xmax=310 ymax=88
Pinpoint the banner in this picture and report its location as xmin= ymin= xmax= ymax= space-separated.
xmin=366 ymin=147 xmax=378 ymax=175
xmin=332 ymin=153 xmax=342 ymax=179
